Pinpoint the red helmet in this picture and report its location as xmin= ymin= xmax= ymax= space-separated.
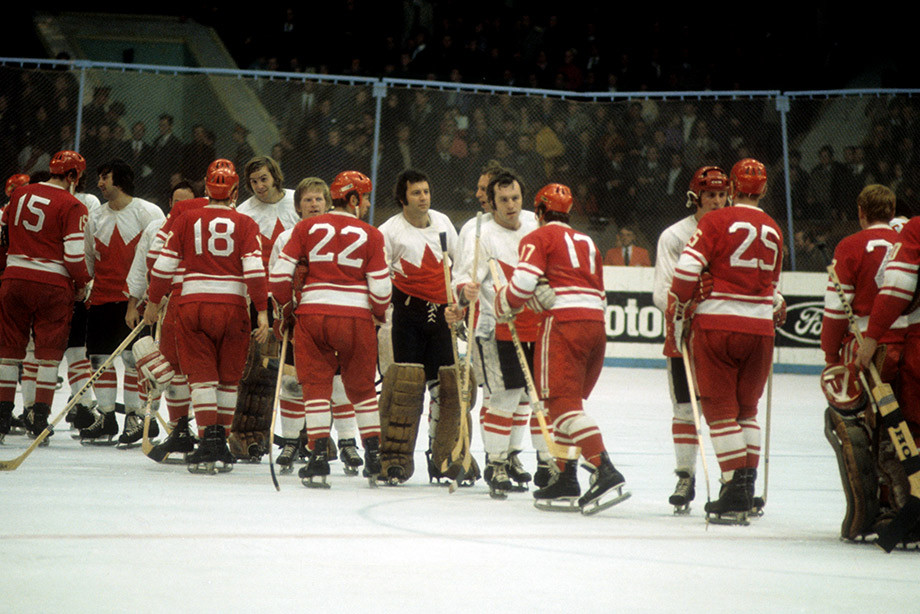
xmin=49 ymin=150 xmax=86 ymax=177
xmin=330 ymin=171 xmax=372 ymax=200
xmin=821 ymin=364 xmax=867 ymax=413
xmin=5 ymin=173 xmax=30 ymax=197
xmin=207 ymin=158 xmax=236 ymax=176
xmin=730 ymin=158 xmax=767 ymax=198
xmin=687 ymin=166 xmax=728 ymax=204
xmin=205 ymin=166 xmax=239 ymax=201
xmin=534 ymin=183 xmax=574 ymax=215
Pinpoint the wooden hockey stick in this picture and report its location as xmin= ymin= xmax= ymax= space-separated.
xmin=821 ymin=247 xmax=920 ymax=551
xmin=680 ymin=340 xmax=713 ymax=510
xmin=0 ymin=320 xmax=148 ymax=471
xmin=267 ymin=326 xmax=289 ymax=492
xmin=757 ymin=357 xmax=774 ymax=508
xmin=439 ymin=231 xmax=473 ymax=490
xmin=488 ymin=259 xmax=580 ymax=461
xmin=140 ymin=305 xmax=171 ymax=458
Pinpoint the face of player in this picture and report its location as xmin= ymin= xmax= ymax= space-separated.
xmin=97 ymin=172 xmax=115 ymax=200
xmin=403 ymin=180 xmax=430 ymax=217
xmin=697 ymin=189 xmax=727 ymax=219
xmin=492 ymin=181 xmax=523 ymax=231
xmin=170 ymin=187 xmax=195 ymax=207
xmin=356 ymin=193 xmax=371 ymax=220
xmin=248 ymin=166 xmax=282 ymax=203
xmin=475 ymin=174 xmax=492 ymax=213
xmin=299 ymin=189 xmax=327 ymax=219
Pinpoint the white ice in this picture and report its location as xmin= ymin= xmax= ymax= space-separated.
xmin=1 ymin=367 xmax=916 ymax=614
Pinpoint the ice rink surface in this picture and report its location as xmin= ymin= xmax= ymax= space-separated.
xmin=1 ymin=367 xmax=917 ymax=613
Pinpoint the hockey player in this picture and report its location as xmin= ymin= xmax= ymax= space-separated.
xmin=237 ymin=156 xmax=299 ymax=269
xmin=653 ymin=166 xmax=728 ymax=512
xmin=377 ymin=169 xmax=463 ymax=484
xmin=269 ymin=171 xmax=390 ymax=488
xmin=0 ymin=151 xmax=91 ymax=442
xmin=451 ymin=171 xmax=549 ymax=498
xmin=80 ymin=159 xmax=165 ymax=444
xmin=495 ymin=183 xmax=629 ymax=514
xmin=143 ymin=164 xmax=269 ymax=473
xmin=269 ymin=177 xmax=364 ymax=474
xmin=669 ymin=158 xmax=783 ymax=523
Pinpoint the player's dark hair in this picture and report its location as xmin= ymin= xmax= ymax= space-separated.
xmin=538 ymin=206 xmax=570 ymax=224
xmin=395 ymin=169 xmax=428 ymax=207
xmin=97 ymin=159 xmax=135 ymax=197
xmin=171 ymin=180 xmax=197 ymax=200
xmin=486 ymin=171 xmax=524 ymax=207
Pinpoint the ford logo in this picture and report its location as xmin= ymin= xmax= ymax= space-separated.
xmin=777 ymin=300 xmax=823 ymax=346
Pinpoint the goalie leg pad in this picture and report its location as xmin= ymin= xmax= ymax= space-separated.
xmin=379 ymin=363 xmax=426 ymax=481
xmin=431 ymin=366 xmax=462 ymax=475
xmin=824 ymin=407 xmax=880 ymax=539
xmin=878 ymin=438 xmax=912 ymax=511
xmin=229 ymin=343 xmax=278 ymax=460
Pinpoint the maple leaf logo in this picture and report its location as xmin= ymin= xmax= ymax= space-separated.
xmin=92 ymin=226 xmax=142 ymax=305
xmin=394 ymin=244 xmax=446 ymax=304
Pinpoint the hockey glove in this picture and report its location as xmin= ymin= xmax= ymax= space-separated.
xmin=525 ymin=278 xmax=556 ymax=313
xmin=692 ymin=271 xmax=714 ymax=304
xmin=273 ymin=300 xmax=296 ymax=342
xmin=773 ymin=291 xmax=787 ymax=328
xmin=494 ymin=285 xmax=523 ymax=323
xmin=664 ymin=291 xmax=693 ymax=358
xmin=133 ymin=335 xmax=175 ymax=392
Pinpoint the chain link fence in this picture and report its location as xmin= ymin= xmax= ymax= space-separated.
xmin=2 ymin=58 xmax=918 ymax=269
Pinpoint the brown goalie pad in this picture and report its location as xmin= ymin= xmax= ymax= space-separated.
xmin=431 ymin=366 xmax=481 ymax=482
xmin=878 ymin=437 xmax=911 ymax=511
xmin=378 ymin=363 xmax=426 ymax=482
xmin=229 ymin=337 xmax=278 ymax=460
xmin=824 ymin=407 xmax=880 ymax=539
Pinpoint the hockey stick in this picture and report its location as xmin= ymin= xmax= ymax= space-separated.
xmin=820 ymin=245 xmax=920 ymax=551
xmin=488 ymin=259 xmax=580 ymax=461
xmin=141 ymin=304 xmax=170 ymax=458
xmin=0 ymin=320 xmax=148 ymax=471
xmin=439 ymin=231 xmax=473 ymax=490
xmin=758 ymin=358 xmax=773 ymax=508
xmin=267 ymin=326 xmax=289 ymax=492
xmin=680 ymin=340 xmax=713 ymax=512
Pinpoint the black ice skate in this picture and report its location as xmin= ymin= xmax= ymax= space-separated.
xmin=533 ymin=460 xmax=581 ymax=512
xmin=0 ymin=401 xmax=14 ymax=444
xmin=338 ymin=437 xmax=363 ymax=476
xmin=276 ymin=437 xmax=301 ymax=474
xmin=65 ymin=402 xmax=97 ymax=430
xmin=578 ymin=454 xmax=631 ymax=515
xmin=147 ymin=416 xmax=195 ymax=464
xmin=533 ymin=457 xmax=557 ymax=488
xmin=299 ymin=437 xmax=331 ymax=489
xmin=426 ymin=448 xmax=446 ymax=485
xmin=187 ymin=425 xmax=234 ymax=474
xmin=117 ymin=413 xmax=158 ymax=449
xmin=362 ymin=436 xmax=381 ymax=488
xmin=507 ymin=450 xmax=532 ymax=491
xmin=79 ymin=410 xmax=119 ymax=445
xmin=669 ymin=470 xmax=696 ymax=514
xmin=24 ymin=403 xmax=52 ymax=445
xmin=486 ymin=459 xmax=513 ymax=500
xmin=704 ymin=468 xmax=754 ymax=525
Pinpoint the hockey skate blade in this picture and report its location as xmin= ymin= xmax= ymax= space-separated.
xmin=301 ymin=476 xmax=331 ymax=489
xmin=115 ymin=442 xmax=142 ymax=450
xmin=187 ymin=462 xmax=233 ymax=475
xmin=367 ymin=475 xmax=378 ymax=489
xmin=279 ymin=464 xmax=294 ymax=475
xmin=672 ymin=504 xmax=692 ymax=515
xmin=488 ymin=488 xmax=509 ymax=500
xmin=343 ymin=465 xmax=359 ymax=476
xmin=581 ymin=489 xmax=631 ymax=516
xmin=533 ymin=497 xmax=581 ymax=512
xmin=80 ymin=439 xmax=118 ymax=447
xmin=706 ymin=511 xmax=750 ymax=526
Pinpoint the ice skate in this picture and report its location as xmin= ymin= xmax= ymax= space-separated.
xmin=385 ymin=464 xmax=409 ymax=486
xmin=0 ymin=401 xmax=13 ymax=444
xmin=426 ymin=449 xmax=446 ymax=485
xmin=486 ymin=458 xmax=513 ymax=500
xmin=187 ymin=425 xmax=234 ymax=474
xmin=704 ymin=468 xmax=754 ymax=526
xmin=362 ymin=436 xmax=381 ymax=488
xmin=117 ymin=413 xmax=158 ymax=449
xmin=669 ymin=470 xmax=696 ymax=514
xmin=276 ymin=437 xmax=301 ymax=474
xmin=338 ymin=437 xmax=363 ymax=476
xmin=147 ymin=417 xmax=195 ymax=464
xmin=533 ymin=460 xmax=581 ymax=512
xmin=578 ymin=454 xmax=631 ymax=515
xmin=507 ymin=450 xmax=532 ymax=491
xmin=79 ymin=410 xmax=119 ymax=445
xmin=299 ymin=437 xmax=331 ymax=489
xmin=66 ymin=402 xmax=97 ymax=430
xmin=24 ymin=403 xmax=52 ymax=445
xmin=533 ymin=457 xmax=557 ymax=488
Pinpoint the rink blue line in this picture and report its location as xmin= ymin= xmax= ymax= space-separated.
xmin=603 ymin=357 xmax=822 ymax=375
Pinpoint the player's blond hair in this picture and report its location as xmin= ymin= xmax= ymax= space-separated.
xmin=857 ymin=184 xmax=895 ymax=224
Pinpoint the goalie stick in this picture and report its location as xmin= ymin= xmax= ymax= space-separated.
xmin=488 ymin=259 xmax=580 ymax=462
xmin=439 ymin=230 xmax=473 ymax=492
xmin=0 ymin=320 xmax=148 ymax=471
xmin=820 ymin=244 xmax=920 ymax=552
